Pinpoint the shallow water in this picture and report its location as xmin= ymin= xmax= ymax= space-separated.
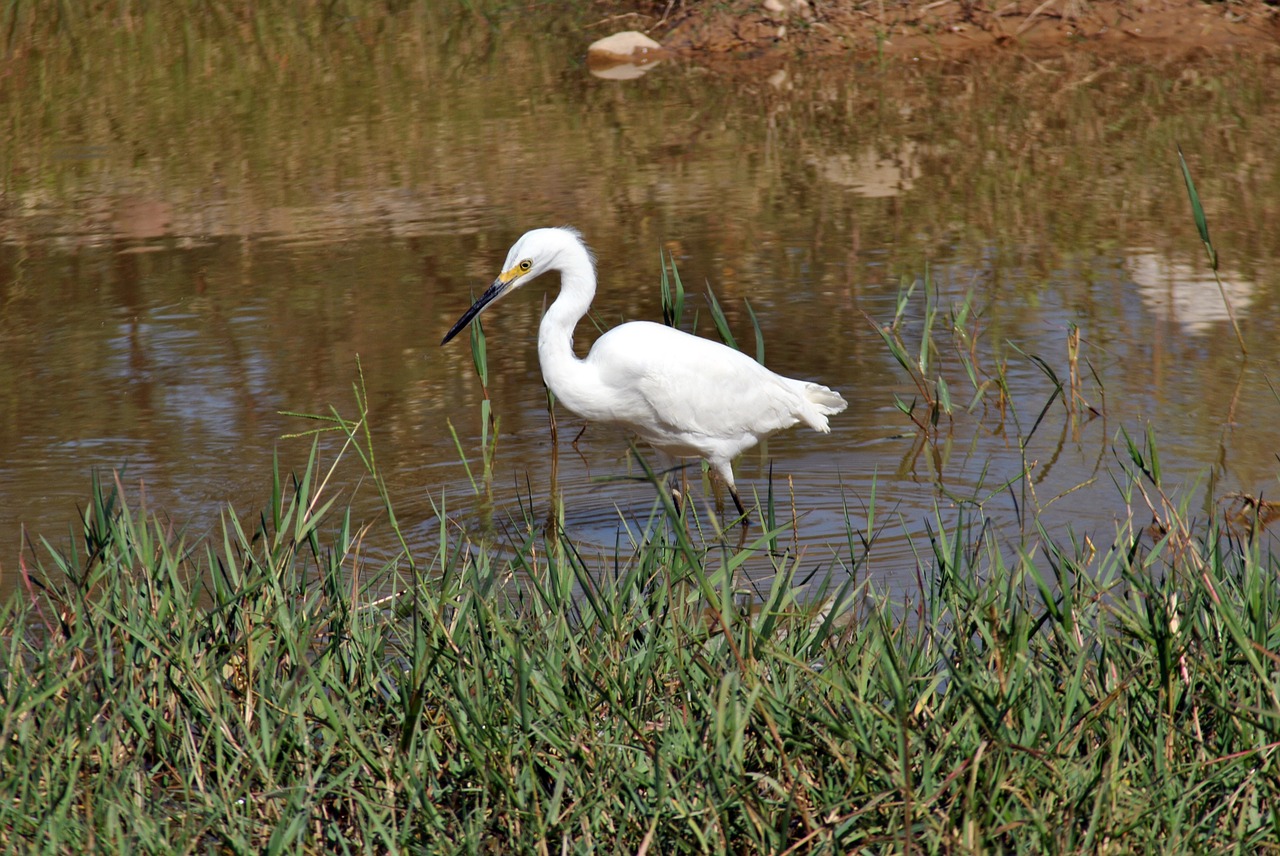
xmin=2 ymin=7 xmax=1279 ymax=597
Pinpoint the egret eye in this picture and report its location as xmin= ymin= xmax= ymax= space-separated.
xmin=519 ymin=259 xmax=533 ymax=272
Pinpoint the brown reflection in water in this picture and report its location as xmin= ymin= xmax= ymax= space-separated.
xmin=110 ymin=232 xmax=156 ymax=432
xmin=1 ymin=18 xmax=1280 ymax=594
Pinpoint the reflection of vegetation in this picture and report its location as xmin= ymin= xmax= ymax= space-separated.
xmin=7 ymin=370 xmax=1280 ymax=852
xmin=4 ymin=1 xmax=1279 ymax=279
xmin=5 ymin=1 xmax=1279 ymax=392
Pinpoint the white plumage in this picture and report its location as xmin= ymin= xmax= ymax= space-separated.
xmin=442 ymin=226 xmax=847 ymax=522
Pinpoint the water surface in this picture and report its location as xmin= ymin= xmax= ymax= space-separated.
xmin=3 ymin=7 xmax=1279 ymax=596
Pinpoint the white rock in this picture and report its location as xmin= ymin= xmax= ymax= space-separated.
xmin=763 ymin=0 xmax=787 ymax=12
xmin=589 ymin=60 xmax=661 ymax=80
xmin=586 ymin=31 xmax=663 ymax=63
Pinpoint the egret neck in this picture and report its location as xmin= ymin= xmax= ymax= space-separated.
xmin=535 ymin=240 xmax=609 ymax=422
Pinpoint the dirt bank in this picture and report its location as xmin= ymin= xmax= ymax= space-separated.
xmin=616 ymin=0 xmax=1279 ymax=61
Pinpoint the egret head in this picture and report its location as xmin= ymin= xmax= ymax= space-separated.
xmin=441 ymin=227 xmax=593 ymax=346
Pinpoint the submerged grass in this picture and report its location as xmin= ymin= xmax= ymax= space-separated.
xmin=4 ymin=377 xmax=1280 ymax=852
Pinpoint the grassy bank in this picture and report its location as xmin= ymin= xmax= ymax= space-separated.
xmin=3 ymin=389 xmax=1280 ymax=853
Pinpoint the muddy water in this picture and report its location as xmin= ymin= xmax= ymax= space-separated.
xmin=2 ymin=7 xmax=1279 ymax=596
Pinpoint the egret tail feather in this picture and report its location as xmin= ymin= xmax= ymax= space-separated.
xmin=806 ymin=383 xmax=848 ymax=414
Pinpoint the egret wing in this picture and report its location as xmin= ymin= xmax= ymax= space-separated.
xmin=588 ymin=321 xmax=809 ymax=445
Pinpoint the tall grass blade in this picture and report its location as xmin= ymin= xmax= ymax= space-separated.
xmin=1176 ymin=144 xmax=1246 ymax=355
xmin=744 ymin=297 xmax=765 ymax=365
xmin=1176 ymin=145 xmax=1216 ymax=271
xmin=660 ymin=248 xmax=686 ymax=329
xmin=705 ymin=284 xmax=739 ymax=351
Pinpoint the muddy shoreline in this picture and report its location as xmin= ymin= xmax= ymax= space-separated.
xmin=609 ymin=0 xmax=1279 ymax=62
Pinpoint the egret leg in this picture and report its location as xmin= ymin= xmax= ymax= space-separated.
xmin=710 ymin=460 xmax=751 ymax=529
xmin=712 ymin=472 xmax=748 ymax=529
xmin=652 ymin=451 xmax=687 ymax=517
xmin=727 ymin=483 xmax=750 ymax=528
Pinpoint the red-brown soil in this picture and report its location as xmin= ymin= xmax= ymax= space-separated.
xmin=615 ymin=0 xmax=1279 ymax=61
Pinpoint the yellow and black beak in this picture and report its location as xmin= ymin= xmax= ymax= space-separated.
xmin=440 ymin=269 xmax=521 ymax=346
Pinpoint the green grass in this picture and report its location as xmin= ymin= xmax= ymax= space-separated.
xmin=4 ymin=367 xmax=1280 ymax=852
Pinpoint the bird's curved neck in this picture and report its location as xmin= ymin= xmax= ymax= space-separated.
xmin=537 ymin=251 xmax=598 ymax=401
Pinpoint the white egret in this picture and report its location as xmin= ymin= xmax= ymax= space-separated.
xmin=441 ymin=227 xmax=847 ymax=523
